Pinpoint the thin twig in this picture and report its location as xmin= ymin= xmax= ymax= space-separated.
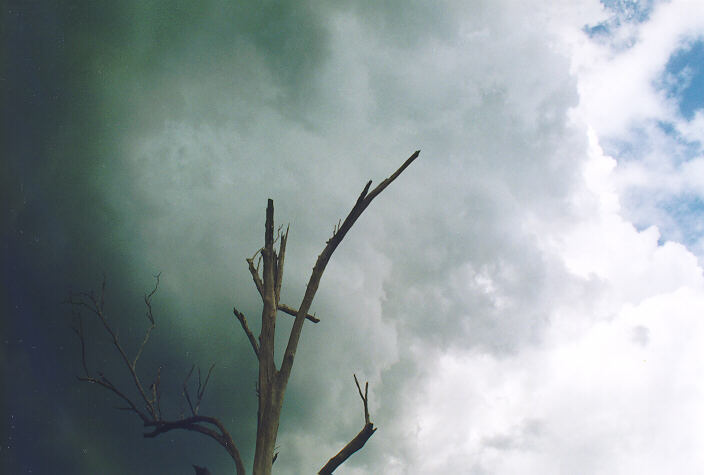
xmin=70 ymin=313 xmax=90 ymax=377
xmin=354 ymin=374 xmax=370 ymax=424
xmin=134 ymin=273 xmax=160 ymax=369
xmin=182 ymin=363 xmax=215 ymax=416
xmin=78 ymin=372 xmax=150 ymax=424
xmin=150 ymin=366 xmax=163 ymax=420
xmin=183 ymin=364 xmax=197 ymax=416
xmin=196 ymin=363 xmax=216 ymax=414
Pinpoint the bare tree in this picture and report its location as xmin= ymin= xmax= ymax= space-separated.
xmin=69 ymin=150 xmax=420 ymax=474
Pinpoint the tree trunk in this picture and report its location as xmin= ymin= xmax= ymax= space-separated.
xmin=252 ymin=199 xmax=280 ymax=475
xmin=252 ymin=382 xmax=284 ymax=474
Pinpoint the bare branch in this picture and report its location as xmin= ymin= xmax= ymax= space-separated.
xmin=365 ymin=150 xmax=420 ymax=204
xmin=318 ymin=375 xmax=377 ymax=474
xmin=280 ymin=150 xmax=421 ymax=382
xmin=233 ymin=306 xmax=259 ymax=357
xmin=277 ymin=304 xmax=320 ymax=323
xmin=354 ymin=374 xmax=370 ymax=425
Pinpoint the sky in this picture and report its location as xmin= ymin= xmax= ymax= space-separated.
xmin=4 ymin=0 xmax=704 ymax=473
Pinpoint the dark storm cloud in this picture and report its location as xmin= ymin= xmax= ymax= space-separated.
xmin=4 ymin=1 xmax=332 ymax=473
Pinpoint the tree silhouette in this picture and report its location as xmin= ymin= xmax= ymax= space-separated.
xmin=69 ymin=151 xmax=421 ymax=474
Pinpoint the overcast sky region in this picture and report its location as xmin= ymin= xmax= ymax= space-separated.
xmin=5 ymin=1 xmax=704 ymax=473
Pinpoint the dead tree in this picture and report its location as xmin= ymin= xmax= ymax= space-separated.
xmin=69 ymin=150 xmax=420 ymax=474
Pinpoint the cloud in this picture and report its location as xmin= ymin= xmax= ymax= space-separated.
xmin=394 ymin=283 xmax=704 ymax=474
xmin=556 ymin=0 xmax=704 ymax=266
xmin=374 ymin=65 xmax=704 ymax=471
xmin=378 ymin=137 xmax=704 ymax=473
xmin=573 ymin=0 xmax=704 ymax=137
xmin=8 ymin=1 xmax=704 ymax=473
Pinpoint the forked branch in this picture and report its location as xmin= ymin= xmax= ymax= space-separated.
xmin=318 ymin=375 xmax=377 ymax=474
xmin=183 ymin=363 xmax=216 ymax=416
xmin=246 ymin=252 xmax=320 ymax=323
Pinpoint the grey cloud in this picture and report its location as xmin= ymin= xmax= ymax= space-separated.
xmin=632 ymin=325 xmax=650 ymax=346
xmin=482 ymin=418 xmax=544 ymax=451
